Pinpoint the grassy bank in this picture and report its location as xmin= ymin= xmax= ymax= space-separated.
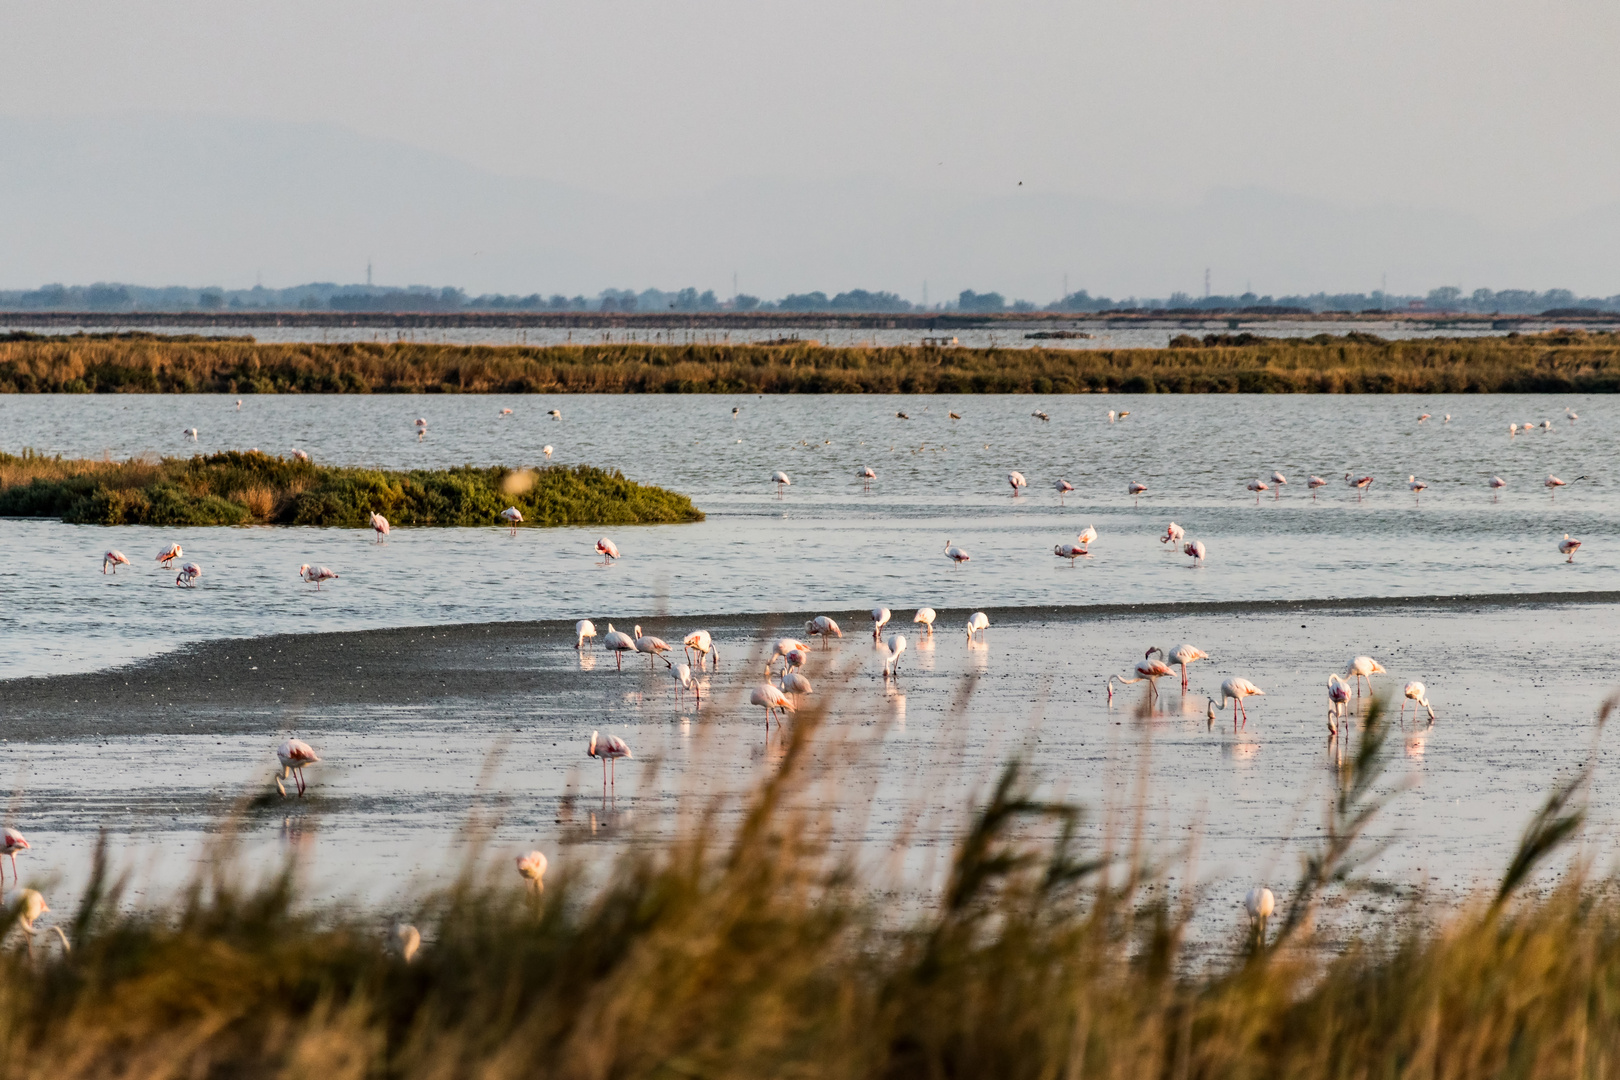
xmin=0 ymin=700 xmax=1610 ymax=1079
xmin=0 ymin=450 xmax=703 ymax=527
xmin=3 ymin=328 xmax=1620 ymax=392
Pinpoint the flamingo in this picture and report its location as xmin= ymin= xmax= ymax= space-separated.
xmin=501 ymin=507 xmax=523 ymax=535
xmin=912 ymin=608 xmax=936 ymax=635
xmin=500 ymin=407 xmax=514 ymax=416
xmin=881 ymin=633 xmax=907 ymax=679
xmin=1007 ymin=471 xmax=1028 ymax=496
xmin=156 ymin=543 xmax=183 ymax=568
xmin=1147 ymin=643 xmax=1208 ymax=691
xmin=548 ymin=409 xmax=561 ymax=420
xmin=1560 ymin=534 xmax=1582 ymax=562
xmin=632 ymin=626 xmax=671 ymax=667
xmin=1509 ymin=423 xmax=1519 ymax=436
xmin=1401 ymin=681 xmax=1436 ymax=723
xmin=516 ymin=851 xmax=548 ymax=891
xmin=668 ymin=661 xmax=701 ymax=706
xmin=870 ymin=607 xmax=891 ymax=641
xmin=1269 ymin=471 xmax=1287 ymax=498
xmin=778 ymin=647 xmax=808 ymax=686
xmin=1077 ymin=524 xmax=1098 ymax=546
xmin=1407 ymin=475 xmax=1427 ymax=503
xmin=1247 ymin=478 xmax=1270 ymax=503
xmin=601 ymin=624 xmax=636 ymax=669
xmin=0 ymin=828 xmax=29 ymax=889
xmin=770 ymin=471 xmax=792 ymax=499
xmin=1542 ymin=420 xmax=1553 ymax=430
xmin=292 ymin=448 xmax=311 ymax=462
xmin=805 ymin=617 xmax=842 ymax=648
xmin=370 ymin=512 xmax=390 ymax=542
xmin=733 ymin=406 xmax=740 ymax=418
xmin=1417 ymin=413 xmax=1430 ymax=423
xmin=1344 ymin=656 xmax=1385 ymax=697
xmin=1032 ymin=410 xmax=1050 ymax=421
xmin=1245 ymin=887 xmax=1275 ymax=933
xmin=1345 ymin=473 xmax=1373 ymax=500
xmin=587 ymin=731 xmax=631 ymax=792
xmin=856 ymin=466 xmax=876 ymax=492
xmin=965 ymin=611 xmax=990 ymax=641
xmin=575 ymin=620 xmax=597 ymax=649
xmin=769 ymin=637 xmax=813 ymax=671
xmin=175 ymin=563 xmax=202 ymax=588
xmin=1489 ymin=476 xmax=1507 ymax=500
xmin=1054 ymin=543 xmax=1089 ymax=565
xmin=276 ymin=739 xmax=320 ymax=796
xmin=782 ymin=670 xmax=812 ymax=698
xmin=1567 ymin=408 xmax=1579 ymax=422
xmin=1327 ymin=674 xmax=1351 ymax=733
xmin=896 ymin=411 xmax=910 ymax=419
xmin=102 ymin=550 xmax=130 ymax=574
xmin=596 ymin=537 xmax=620 ymax=563
xmin=684 ymin=629 xmax=719 ymax=668
xmin=1106 ymin=657 xmax=1175 ymax=704
xmin=1183 ymin=540 xmax=1206 ymax=563
xmin=1127 ymin=481 xmax=1147 ymax=506
xmin=1307 ymin=475 xmax=1327 ymax=498
xmin=235 ymin=400 xmax=242 ymax=411
xmin=298 ymin=564 xmax=339 ymax=590
xmin=1444 ymin=414 xmax=1451 ymax=422
xmin=15 ymin=890 xmax=47 ymax=934
xmin=1054 ymin=478 xmax=1074 ymax=503
xmin=183 ymin=427 xmax=199 ymax=442
xmin=543 ymin=445 xmax=554 ymax=458
xmin=1161 ymin=522 xmax=1184 ymax=545
xmin=1545 ymin=475 xmax=1567 ymax=500
xmin=415 ymin=418 xmax=427 ymax=429
xmin=749 ymin=683 xmax=794 ymax=726
xmin=1206 ymin=677 xmax=1265 ymax=727
xmin=943 ymin=540 xmax=970 ymax=567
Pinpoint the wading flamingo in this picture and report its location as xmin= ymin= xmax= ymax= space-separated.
xmin=1161 ymin=522 xmax=1184 ymax=545
xmin=782 ymin=670 xmax=812 ymax=698
xmin=291 ymin=448 xmax=311 ymax=461
xmin=805 ymin=616 xmax=841 ymax=648
xmin=1344 ymin=656 xmax=1385 ymax=697
xmin=1183 ymin=540 xmax=1206 ymax=563
xmin=1245 ymin=887 xmax=1275 ymax=933
xmin=1054 ymin=478 xmax=1074 ymax=503
xmin=548 ymin=409 xmax=561 ymax=420
xmin=175 ymin=563 xmax=202 ymax=588
xmin=1490 ymin=476 xmax=1507 ymax=500
xmin=370 ymin=512 xmax=390 ymax=541
xmin=684 ymin=629 xmax=718 ymax=668
xmin=1077 ymin=524 xmax=1098 ymax=546
xmin=596 ymin=537 xmax=619 ymax=563
xmin=1509 ymin=423 xmax=1519 ymax=436
xmin=632 ymin=626 xmax=671 ymax=667
xmin=772 ymin=471 xmax=792 ymax=498
xmin=1128 ymin=481 xmax=1147 ymax=506
xmin=1032 ymin=410 xmax=1049 ymax=421
xmin=1418 ymin=413 xmax=1430 ymax=423
xmin=1546 ymin=474 xmax=1568 ymax=500
xmin=1106 ymin=656 xmax=1176 ymax=704
xmin=881 ymin=633 xmax=907 ymax=679
xmin=1401 ymin=681 xmax=1436 ymax=723
xmin=1054 ymin=543 xmax=1089 ymax=565
xmin=501 ymin=507 xmax=523 ymax=535
xmin=857 ymin=466 xmax=876 ymax=492
xmin=1118 ymin=411 xmax=1130 ymax=420
xmin=156 ymin=543 xmax=183 ymax=568
xmin=1327 ymin=674 xmax=1351 ymax=733
xmin=668 ymin=661 xmax=701 ymax=706
xmin=1207 ymin=677 xmax=1265 ymax=727
xmin=749 ymin=684 xmax=794 ymax=727
xmin=1560 ymin=534 xmax=1582 ymax=562
xmin=1007 ymin=471 xmax=1028 ymax=496
xmin=1247 ymin=478 xmax=1270 ymax=503
xmin=0 ymin=828 xmax=29 ymax=889
xmin=276 ymin=739 xmax=320 ymax=796
xmin=1147 ymin=643 xmax=1208 ymax=691
xmin=516 ymin=851 xmax=548 ymax=892
xmin=1567 ymin=408 xmax=1579 ymax=422
xmin=870 ymin=608 xmax=891 ymax=641
xmin=1345 ymin=473 xmax=1373 ymax=500
xmin=102 ymin=550 xmax=129 ymax=574
xmin=913 ymin=608 xmax=936 ymax=635
xmin=298 ymin=564 xmax=338 ymax=590
xmin=1269 ymin=471 xmax=1287 ymax=498
xmin=183 ymin=427 xmax=199 ymax=442
xmin=575 ymin=620 xmax=597 ymax=649
xmin=769 ymin=637 xmax=813 ymax=672
xmin=1307 ymin=475 xmax=1327 ymax=498
xmin=543 ymin=445 xmax=553 ymax=458
xmin=965 ymin=611 xmax=990 ymax=642
xmin=587 ymin=731 xmax=631 ymax=793
xmin=944 ymin=540 xmax=971 ymax=568
xmin=601 ymin=624 xmax=636 ymax=669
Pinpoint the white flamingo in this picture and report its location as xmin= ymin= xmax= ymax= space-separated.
xmin=1183 ymin=540 xmax=1206 ymax=563
xmin=596 ymin=537 xmax=620 ymax=563
xmin=1127 ymin=481 xmax=1147 ymax=506
xmin=1545 ymin=474 xmax=1568 ymax=500
xmin=805 ymin=617 xmax=842 ymax=648
xmin=1107 ymin=410 xmax=1116 ymax=423
xmin=1345 ymin=473 xmax=1373 ymax=500
xmin=543 ymin=445 xmax=554 ymax=458
xmin=1307 ymin=475 xmax=1327 ymax=498
xmin=782 ymin=670 xmax=812 ymax=698
xmin=684 ymin=629 xmax=718 ymax=668
xmin=857 ymin=466 xmax=876 ymax=492
xmin=601 ymin=624 xmax=637 ymax=670
xmin=175 ymin=562 xmax=202 ymax=588
xmin=965 ymin=611 xmax=990 ymax=641
xmin=1147 ymin=643 xmax=1208 ymax=691
xmin=1077 ymin=524 xmax=1098 ymax=546
xmin=298 ymin=564 xmax=338 ymax=590
xmin=1407 ymin=475 xmax=1427 ymax=503
xmin=0 ymin=828 xmax=29 ymax=888
xmin=276 ymin=739 xmax=320 ymax=796
xmin=1509 ymin=423 xmax=1519 ymax=436
xmin=1327 ymin=674 xmax=1351 ymax=733
xmin=870 ymin=607 xmax=891 ymax=641
xmin=292 ymin=448 xmax=311 ymax=461
xmin=1489 ymin=476 xmax=1507 ymax=500
xmin=772 ymin=471 xmax=792 ymax=498
xmin=516 ymin=851 xmax=548 ymax=892
xmin=1054 ymin=478 xmax=1074 ymax=503
xmin=1401 ymin=681 xmax=1436 ymax=722
xmin=1560 ymin=534 xmax=1582 ymax=562
xmin=632 ymin=626 xmax=671 ymax=667
xmin=1245 ymin=887 xmax=1275 ymax=933
xmin=501 ymin=507 xmax=523 ymax=535
xmin=1567 ymin=408 xmax=1579 ymax=422
xmin=1269 ymin=471 xmax=1287 ymax=498
xmin=1107 ymin=656 xmax=1176 ymax=704
xmin=1054 ymin=543 xmax=1088 ymax=565
xmin=1344 ymin=655 xmax=1385 ymax=697
xmin=1007 ymin=471 xmax=1028 ymax=497
xmin=668 ymin=661 xmax=701 ymax=706
xmin=587 ymin=731 xmax=631 ymax=793
xmin=102 ymin=550 xmax=130 ymax=574
xmin=769 ymin=637 xmax=813 ymax=672
xmin=575 ymin=620 xmax=597 ymax=649
xmin=370 ymin=512 xmax=390 ymax=542
xmin=749 ymin=683 xmax=794 ymax=726
xmin=183 ymin=427 xmax=199 ymax=442
xmin=943 ymin=540 xmax=970 ymax=568
xmin=548 ymin=409 xmax=562 ymax=420
xmin=1161 ymin=522 xmax=1183 ymax=545
xmin=912 ymin=608 xmax=936 ymax=635
xmin=1247 ymin=478 xmax=1270 ymax=503
xmin=156 ymin=542 xmax=183 ymax=568
xmin=881 ymin=633 xmax=907 ymax=679
xmin=1206 ymin=677 xmax=1265 ymax=727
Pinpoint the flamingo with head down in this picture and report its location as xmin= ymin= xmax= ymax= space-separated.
xmin=1401 ymin=681 xmax=1436 ymax=723
xmin=912 ymin=608 xmax=936 ymax=635
xmin=596 ymin=537 xmax=620 ymax=563
xmin=1206 ymin=677 xmax=1265 ymax=728
xmin=684 ymin=629 xmax=718 ymax=668
xmin=1107 ymin=656 xmax=1176 ymax=704
xmin=1007 ymin=471 xmax=1028 ymax=497
xmin=805 ymin=617 xmax=841 ymax=649
xmin=501 ymin=507 xmax=523 ymax=535
xmin=965 ymin=611 xmax=989 ymax=641
xmin=870 ymin=608 xmax=891 ymax=641
xmin=1161 ymin=523 xmax=1183 ymax=545
xmin=1327 ymin=674 xmax=1351 ymax=733
xmin=1183 ymin=540 xmax=1206 ymax=564
xmin=1054 ymin=543 xmax=1088 ymax=565
xmin=102 ymin=550 xmax=130 ymax=574
xmin=749 ymin=683 xmax=794 ymax=727
xmin=575 ymin=620 xmax=597 ymax=649
xmin=1146 ymin=643 xmax=1208 ymax=691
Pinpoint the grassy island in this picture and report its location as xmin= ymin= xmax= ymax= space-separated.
xmin=4 ymin=328 xmax=1620 ymax=393
xmin=0 ymin=450 xmax=703 ymax=527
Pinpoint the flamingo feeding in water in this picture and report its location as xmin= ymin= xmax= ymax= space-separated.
xmin=1418 ymin=413 xmax=1430 ymax=423
xmin=749 ymin=684 xmax=794 ymax=727
xmin=1327 ymin=674 xmax=1351 ymax=733
xmin=1183 ymin=540 xmax=1206 ymax=563
xmin=772 ymin=471 xmax=792 ymax=498
xmin=1054 ymin=543 xmax=1089 ymax=565
xmin=1344 ymin=655 xmax=1385 ymax=697
xmin=156 ymin=543 xmax=183 ymax=568
xmin=881 ymin=633 xmax=907 ymax=679
xmin=183 ymin=427 xmax=199 ymax=442
xmin=1345 ymin=473 xmax=1374 ymax=500
xmin=601 ymin=624 xmax=636 ymax=669
xmin=1307 ymin=475 xmax=1328 ymax=498
xmin=0 ymin=828 xmax=29 ymax=888
xmin=370 ymin=512 xmax=389 ymax=541
xmin=944 ymin=540 xmax=970 ymax=568
xmin=543 ymin=445 xmax=553 ymax=458
xmin=501 ymin=507 xmax=523 ymax=535
xmin=1560 ymin=534 xmax=1582 ymax=562
xmin=1206 ymin=677 xmax=1265 ymax=728
xmin=769 ymin=637 xmax=813 ymax=672
xmin=632 ymin=626 xmax=671 ymax=667
xmin=683 ymin=629 xmax=718 ymax=668
xmin=575 ymin=620 xmax=597 ymax=649
xmin=965 ymin=611 xmax=990 ymax=641
xmin=782 ymin=670 xmax=812 ymax=698
xmin=1247 ymin=478 xmax=1270 ymax=503
xmin=1127 ymin=481 xmax=1147 ymax=506
xmin=857 ymin=466 xmax=876 ymax=492
xmin=1054 ymin=478 xmax=1074 ymax=503
xmin=1107 ymin=656 xmax=1176 ymax=704
xmin=870 ymin=608 xmax=891 ymax=641
xmin=587 ymin=731 xmax=631 ymax=793
xmin=1147 ymin=643 xmax=1208 ymax=691
xmin=175 ymin=563 xmax=202 ymax=588
xmin=595 ymin=537 xmax=619 ymax=563
xmin=1161 ymin=522 xmax=1184 ymax=545
xmin=913 ymin=608 xmax=936 ymax=635
xmin=1007 ymin=471 xmax=1028 ymax=497
xmin=668 ymin=661 xmax=701 ymax=706
xmin=805 ymin=616 xmax=841 ymax=648
xmin=548 ymin=409 xmax=561 ymax=420
xmin=516 ymin=851 xmax=548 ymax=892
xmin=1490 ymin=476 xmax=1507 ymax=500
xmin=299 ymin=564 xmax=338 ymax=590
xmin=276 ymin=739 xmax=320 ymax=796
xmin=1401 ymin=681 xmax=1436 ymax=723
xmin=102 ymin=550 xmax=129 ymax=574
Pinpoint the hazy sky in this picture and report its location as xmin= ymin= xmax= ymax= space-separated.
xmin=3 ymin=0 xmax=1619 ymax=297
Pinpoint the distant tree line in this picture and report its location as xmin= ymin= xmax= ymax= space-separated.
xmin=4 ymin=281 xmax=1619 ymax=317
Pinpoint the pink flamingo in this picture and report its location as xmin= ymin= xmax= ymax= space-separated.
xmin=0 ymin=828 xmax=29 ymax=889
xmin=684 ymin=629 xmax=718 ymax=668
xmin=370 ymin=512 xmax=390 ymax=542
xmin=276 ymin=739 xmax=320 ymax=796
xmin=102 ymin=550 xmax=130 ymax=574
xmin=943 ymin=540 xmax=971 ymax=567
xmin=805 ymin=616 xmax=842 ymax=648
xmin=575 ymin=620 xmax=597 ymax=649
xmin=155 ymin=542 xmax=183 ymax=568
xmin=1247 ymin=478 xmax=1270 ymax=503
xmin=1007 ymin=471 xmax=1028 ymax=496
xmin=1560 ymin=534 xmax=1582 ymax=562
xmin=750 ymin=684 xmax=794 ymax=727
xmin=298 ymin=565 xmax=338 ymax=590
xmin=601 ymin=624 xmax=636 ymax=669
xmin=1307 ymin=475 xmax=1328 ymax=498
xmin=1128 ymin=481 xmax=1147 ymax=506
xmin=175 ymin=563 xmax=202 ymax=588
xmin=1054 ymin=543 xmax=1089 ymax=565
xmin=1206 ymin=677 xmax=1265 ymax=728
xmin=596 ymin=537 xmax=620 ymax=563
xmin=1146 ymin=643 xmax=1208 ymax=691
xmin=1345 ymin=473 xmax=1373 ymax=500
xmin=857 ymin=466 xmax=876 ymax=492
xmin=1489 ymin=476 xmax=1506 ymax=501
xmin=1183 ymin=539 xmax=1206 ymax=563
xmin=1161 ymin=523 xmax=1183 ymax=545
xmin=501 ymin=507 xmax=523 ymax=535
xmin=587 ymin=731 xmax=632 ymax=793
xmin=1107 ymin=656 xmax=1175 ymax=704
xmin=1054 ymin=478 xmax=1074 ymax=503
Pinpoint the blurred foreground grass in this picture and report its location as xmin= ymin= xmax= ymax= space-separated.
xmin=0 ymin=698 xmax=1613 ymax=1078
